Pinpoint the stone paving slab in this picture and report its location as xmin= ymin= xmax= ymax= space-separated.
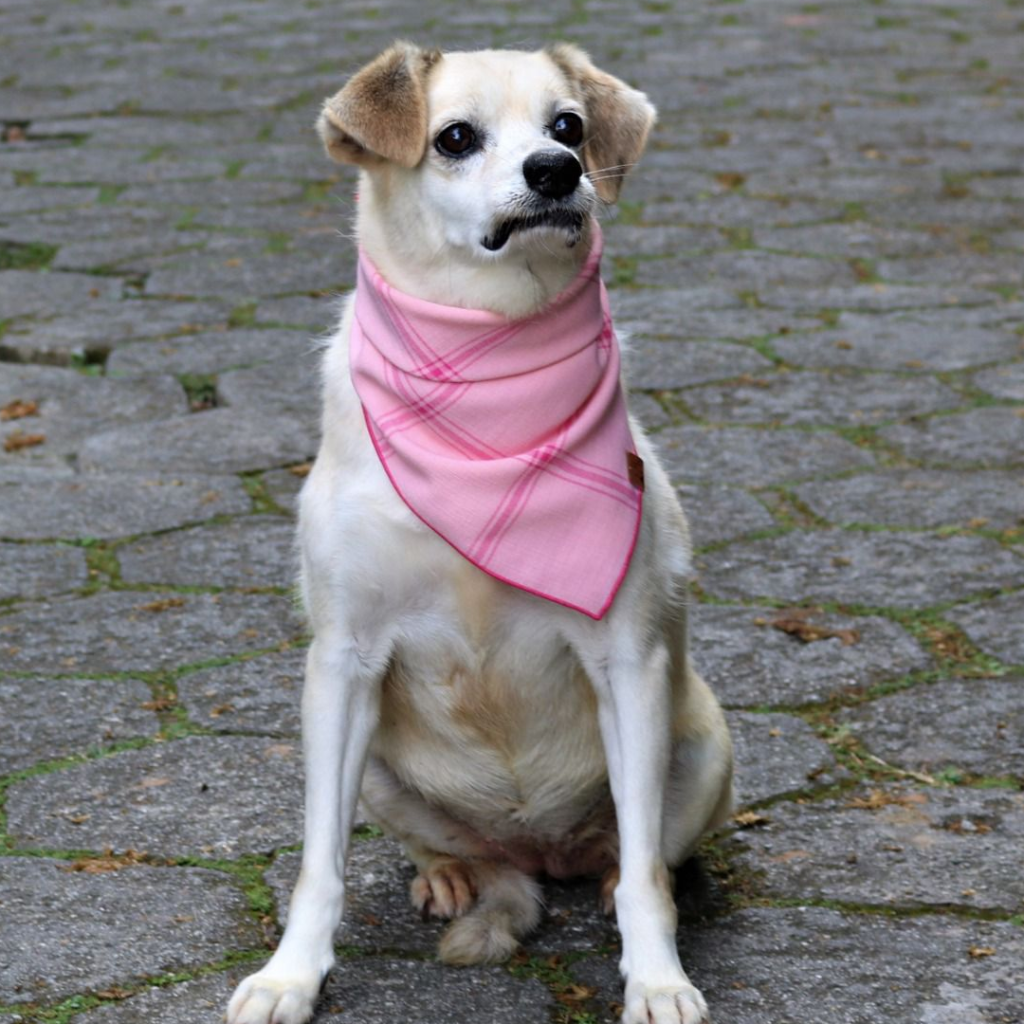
xmin=0 ymin=542 xmax=86 ymax=600
xmin=0 ymin=467 xmax=252 ymax=540
xmin=573 ymin=908 xmax=1024 ymax=1024
xmin=0 ymin=269 xmax=122 ymax=320
xmin=728 ymin=785 xmax=1024 ymax=913
xmin=0 ymin=363 xmax=187 ymax=466
xmin=657 ymin=425 xmax=875 ymax=487
xmin=0 ymin=675 xmax=158 ymax=775
xmin=0 ymin=300 xmax=235 ymax=365
xmin=699 ymin=531 xmax=1023 ymax=608
xmin=879 ymin=406 xmax=1024 ymax=469
xmin=975 ymin=363 xmax=1024 ymax=401
xmin=682 ymin=369 xmax=961 ymax=427
xmin=675 ymin=484 xmax=775 ymax=550
xmin=118 ymin=515 xmax=296 ymax=589
xmin=624 ymin=340 xmax=773 ymax=391
xmin=78 ymin=408 xmax=318 ymax=475
xmin=794 ymin=469 xmax=1024 ymax=530
xmin=177 ymin=647 xmax=305 ymax=736
xmin=0 ymin=590 xmax=304 ymax=674
xmin=216 ymin=353 xmax=322 ymax=432
xmin=837 ymin=678 xmax=1024 ymax=780
xmin=106 ymin=327 xmax=313 ymax=377
xmin=0 ymin=857 xmax=261 ymax=1006
xmin=6 ymin=735 xmax=303 ymax=859
xmin=727 ymin=711 xmax=842 ymax=807
xmin=689 ymin=604 xmax=932 ymax=708
xmin=773 ymin=311 xmax=1024 ymax=372
xmin=946 ymin=591 xmax=1024 ymax=667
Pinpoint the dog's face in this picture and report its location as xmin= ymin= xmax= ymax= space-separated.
xmin=317 ymin=44 xmax=655 ymax=264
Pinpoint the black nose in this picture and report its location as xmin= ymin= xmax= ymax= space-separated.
xmin=523 ymin=150 xmax=582 ymax=199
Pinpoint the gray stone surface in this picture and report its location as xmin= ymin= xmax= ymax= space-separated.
xmin=728 ymin=786 xmax=1024 ymax=913
xmin=838 ymin=678 xmax=1024 ymax=779
xmin=700 ymin=531 xmax=1024 ymax=608
xmin=795 ymin=469 xmax=1024 ymax=530
xmin=0 ymin=300 xmax=234 ymax=364
xmin=118 ymin=515 xmax=296 ymax=588
xmin=774 ymin=312 xmax=1024 ymax=372
xmin=0 ymin=542 xmax=86 ymax=600
xmin=107 ymin=327 xmax=314 ymax=378
xmin=0 ymin=269 xmax=120 ymax=319
xmin=690 ymin=604 xmax=932 ymax=708
xmin=312 ymin=959 xmax=554 ymax=1024
xmin=78 ymin=408 xmax=318 ymax=475
xmin=573 ymin=908 xmax=1024 ymax=1024
xmin=675 ymin=484 xmax=775 ymax=549
xmin=261 ymin=465 xmax=308 ymax=514
xmin=727 ymin=711 xmax=841 ymax=807
xmin=974 ymin=362 xmax=1024 ymax=401
xmin=684 ymin=370 xmax=961 ymax=427
xmin=0 ymin=857 xmax=260 ymax=1005
xmin=216 ymin=353 xmax=322 ymax=432
xmin=657 ymin=425 xmax=875 ymax=487
xmin=880 ymin=406 xmax=1024 ymax=469
xmin=6 ymin=735 xmax=303 ymax=859
xmin=0 ymin=363 xmax=187 ymax=465
xmin=624 ymin=340 xmax=773 ymax=390
xmin=0 ymin=590 xmax=304 ymax=673
xmin=946 ymin=591 xmax=1024 ymax=666
xmin=178 ymin=647 xmax=305 ymax=735
xmin=74 ymin=972 xmax=237 ymax=1024
xmin=0 ymin=467 xmax=252 ymax=539
xmin=0 ymin=675 xmax=158 ymax=774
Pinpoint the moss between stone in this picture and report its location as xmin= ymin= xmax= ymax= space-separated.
xmin=0 ymin=240 xmax=58 ymax=270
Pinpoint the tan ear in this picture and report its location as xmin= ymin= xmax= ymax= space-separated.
xmin=546 ymin=43 xmax=656 ymax=203
xmin=317 ymin=41 xmax=442 ymax=168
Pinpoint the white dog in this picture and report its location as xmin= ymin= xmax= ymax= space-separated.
xmin=228 ymin=42 xmax=733 ymax=1024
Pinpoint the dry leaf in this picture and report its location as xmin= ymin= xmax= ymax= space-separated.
xmin=3 ymin=430 xmax=46 ymax=452
xmin=289 ymin=461 xmax=314 ymax=477
xmin=733 ymin=810 xmax=770 ymax=828
xmin=138 ymin=597 xmax=185 ymax=613
xmin=968 ymin=946 xmax=995 ymax=959
xmin=770 ymin=616 xmax=860 ymax=647
xmin=141 ymin=696 xmax=177 ymax=711
xmin=0 ymin=399 xmax=38 ymax=421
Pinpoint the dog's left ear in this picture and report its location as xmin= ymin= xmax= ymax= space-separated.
xmin=546 ymin=44 xmax=656 ymax=203
xmin=317 ymin=41 xmax=442 ymax=168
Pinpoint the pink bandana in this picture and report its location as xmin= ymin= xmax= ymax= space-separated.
xmin=349 ymin=227 xmax=643 ymax=619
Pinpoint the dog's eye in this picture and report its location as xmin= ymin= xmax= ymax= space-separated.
xmin=551 ymin=112 xmax=584 ymax=147
xmin=435 ymin=122 xmax=477 ymax=157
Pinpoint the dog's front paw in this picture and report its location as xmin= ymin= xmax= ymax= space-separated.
xmin=227 ymin=969 xmax=324 ymax=1024
xmin=622 ymin=980 xmax=709 ymax=1024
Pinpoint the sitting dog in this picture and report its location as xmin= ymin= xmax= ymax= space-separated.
xmin=228 ymin=42 xmax=733 ymax=1024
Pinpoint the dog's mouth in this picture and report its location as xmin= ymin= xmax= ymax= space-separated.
xmin=481 ymin=208 xmax=586 ymax=253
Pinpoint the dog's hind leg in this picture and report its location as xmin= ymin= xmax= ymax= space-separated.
xmin=359 ymin=757 xmax=543 ymax=961
xmin=662 ymin=670 xmax=734 ymax=868
xmin=435 ymin=860 xmax=543 ymax=964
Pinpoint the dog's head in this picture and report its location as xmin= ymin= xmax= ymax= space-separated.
xmin=317 ymin=43 xmax=655 ymax=282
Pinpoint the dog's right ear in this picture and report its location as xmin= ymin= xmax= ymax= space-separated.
xmin=317 ymin=42 xmax=442 ymax=168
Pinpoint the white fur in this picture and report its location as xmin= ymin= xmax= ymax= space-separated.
xmin=227 ymin=45 xmax=733 ymax=1024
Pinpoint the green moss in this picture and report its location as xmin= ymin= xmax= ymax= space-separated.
xmin=177 ymin=372 xmax=217 ymax=411
xmin=0 ymin=240 xmax=58 ymax=270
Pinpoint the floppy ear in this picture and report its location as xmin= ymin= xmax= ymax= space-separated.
xmin=546 ymin=44 xmax=656 ymax=203
xmin=317 ymin=41 xmax=442 ymax=168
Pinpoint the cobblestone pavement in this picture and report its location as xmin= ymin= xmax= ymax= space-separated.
xmin=1 ymin=1 xmax=1023 ymax=1022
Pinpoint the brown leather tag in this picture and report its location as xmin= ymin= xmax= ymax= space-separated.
xmin=626 ymin=451 xmax=645 ymax=491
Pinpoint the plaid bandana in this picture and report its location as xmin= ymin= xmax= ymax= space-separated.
xmin=349 ymin=227 xmax=643 ymax=619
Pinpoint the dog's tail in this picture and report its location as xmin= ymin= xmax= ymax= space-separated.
xmin=438 ymin=863 xmax=543 ymax=965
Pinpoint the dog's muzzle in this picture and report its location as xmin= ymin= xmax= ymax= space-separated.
xmin=523 ymin=149 xmax=582 ymax=199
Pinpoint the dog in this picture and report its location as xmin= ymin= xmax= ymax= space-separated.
xmin=227 ymin=42 xmax=734 ymax=1024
